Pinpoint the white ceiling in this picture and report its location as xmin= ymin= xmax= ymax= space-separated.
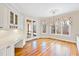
xmin=10 ymin=3 xmax=79 ymax=17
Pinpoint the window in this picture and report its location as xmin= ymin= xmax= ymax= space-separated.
xmin=43 ymin=24 xmax=46 ymax=33
xmin=56 ymin=24 xmax=61 ymax=34
xmin=10 ymin=12 xmax=14 ymax=24
xmin=51 ymin=25 xmax=55 ymax=34
xmin=55 ymin=21 xmax=62 ymax=34
xmin=62 ymin=20 xmax=70 ymax=35
xmin=55 ymin=18 xmax=71 ymax=35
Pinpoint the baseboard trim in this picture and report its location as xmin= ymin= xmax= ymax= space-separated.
xmin=38 ymin=37 xmax=76 ymax=44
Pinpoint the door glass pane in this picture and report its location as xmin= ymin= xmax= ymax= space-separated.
xmin=33 ymin=21 xmax=36 ymax=33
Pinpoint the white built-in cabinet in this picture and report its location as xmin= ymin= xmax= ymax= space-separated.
xmin=6 ymin=45 xmax=14 ymax=56
xmin=0 ymin=48 xmax=6 ymax=56
xmin=0 ymin=4 xmax=9 ymax=29
xmin=0 ymin=45 xmax=14 ymax=56
xmin=0 ymin=4 xmax=25 ymax=56
xmin=0 ymin=4 xmax=24 ymax=30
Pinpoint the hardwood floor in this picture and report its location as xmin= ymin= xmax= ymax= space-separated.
xmin=15 ymin=38 xmax=78 ymax=56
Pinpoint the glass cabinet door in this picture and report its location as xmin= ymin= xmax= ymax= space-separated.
xmin=15 ymin=14 xmax=18 ymax=25
xmin=10 ymin=12 xmax=14 ymax=24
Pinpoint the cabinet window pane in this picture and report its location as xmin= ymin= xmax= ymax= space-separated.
xmin=10 ymin=12 xmax=14 ymax=24
xmin=15 ymin=14 xmax=18 ymax=25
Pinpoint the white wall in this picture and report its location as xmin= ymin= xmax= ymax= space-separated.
xmin=37 ymin=10 xmax=79 ymax=42
xmin=54 ymin=11 xmax=79 ymax=39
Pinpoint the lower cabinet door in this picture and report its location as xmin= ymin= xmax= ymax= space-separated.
xmin=0 ymin=48 xmax=6 ymax=56
xmin=6 ymin=45 xmax=14 ymax=56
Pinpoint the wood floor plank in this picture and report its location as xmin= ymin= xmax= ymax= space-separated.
xmin=15 ymin=39 xmax=78 ymax=56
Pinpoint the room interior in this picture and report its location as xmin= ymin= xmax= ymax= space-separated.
xmin=0 ymin=3 xmax=79 ymax=56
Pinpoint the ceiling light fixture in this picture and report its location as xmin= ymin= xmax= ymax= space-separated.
xmin=49 ymin=9 xmax=59 ymax=15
